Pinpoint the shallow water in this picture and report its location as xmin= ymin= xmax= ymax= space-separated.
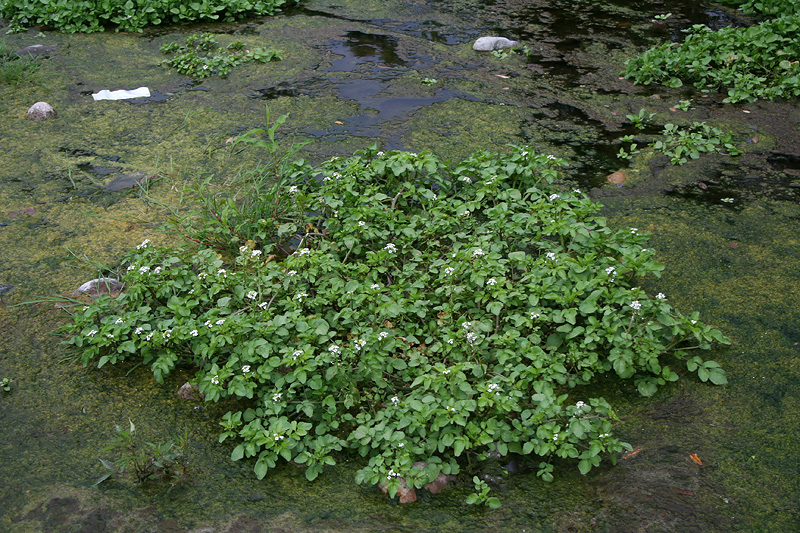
xmin=1 ymin=0 xmax=799 ymax=530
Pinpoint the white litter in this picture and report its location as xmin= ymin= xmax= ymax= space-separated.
xmin=91 ymin=87 xmax=151 ymax=101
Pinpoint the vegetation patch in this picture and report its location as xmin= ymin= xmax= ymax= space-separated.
xmin=0 ymin=0 xmax=294 ymax=34
xmin=624 ymin=5 xmax=800 ymax=103
xmin=61 ymin=112 xmax=729 ymax=504
xmin=159 ymin=33 xmax=282 ymax=79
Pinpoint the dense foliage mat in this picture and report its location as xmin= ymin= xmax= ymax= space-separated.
xmin=0 ymin=0 xmax=293 ymax=33
xmin=624 ymin=8 xmax=800 ymax=103
xmin=62 ymin=142 xmax=729 ymax=503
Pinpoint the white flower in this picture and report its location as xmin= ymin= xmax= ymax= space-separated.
xmin=211 ymin=375 xmax=220 ymax=385
xmin=202 ymin=65 xmax=209 ymax=70
xmin=459 ymin=176 xmax=472 ymax=183
xmin=384 ymin=243 xmax=397 ymax=253
xmin=239 ymin=245 xmax=249 ymax=253
xmin=387 ymin=469 xmax=398 ymax=480
xmin=251 ymin=249 xmax=262 ymax=258
xmin=442 ymin=369 xmax=451 ymax=375
xmin=521 ymin=151 xmax=529 ymax=156
xmin=273 ymin=392 xmax=282 ymax=401
xmin=358 ymin=221 xmax=366 ymax=227
xmin=630 ymin=228 xmax=638 ymax=234
xmin=127 ymin=265 xmax=135 ymax=271
xmin=258 ymin=302 xmax=268 ymax=309
xmin=163 ymin=329 xmax=171 ymax=339
xmin=139 ymin=266 xmax=150 ymax=274
xmin=134 ymin=327 xmax=144 ymax=335
xmin=575 ymin=401 xmax=587 ymax=411
xmin=443 ymin=267 xmax=455 ymax=276
xmin=274 ymin=434 xmax=285 ymax=441
xmin=153 ymin=266 xmax=162 ymax=274
xmin=376 ymin=151 xmax=385 ymax=156
xmin=136 ymin=239 xmax=151 ymax=249
xmin=370 ymin=283 xmax=380 ymax=290
xmin=204 ymin=320 xmax=212 ymax=327
xmin=530 ymin=312 xmax=540 ymax=319
xmin=546 ymin=252 xmax=556 ymax=260
xmin=87 ymin=329 xmax=97 ymax=337
xmin=292 ymin=349 xmax=303 ymax=360
xmin=190 ymin=329 xmax=199 ymax=336
xmin=630 ymin=301 xmax=642 ymax=311
xmin=447 ymin=339 xmax=454 ymax=345
xmin=289 ymin=185 xmax=299 ymax=194
xmin=397 ymin=442 xmax=405 ymax=448
xmin=462 ymin=321 xmax=472 ymax=330
xmin=605 ymin=266 xmax=616 ymax=275
xmin=447 ymin=406 xmax=456 ymax=413
xmin=145 ymin=332 xmax=154 ymax=341
xmin=656 ymin=293 xmax=666 ymax=299
xmin=329 ymin=344 xmax=341 ymax=355
xmin=553 ymin=434 xmax=559 ymax=442
xmin=295 ymin=292 xmax=308 ymax=302
xmin=488 ymin=383 xmax=500 ymax=393
xmin=215 ymin=318 xmax=225 ymax=325
xmin=472 ymin=248 xmax=485 ymax=257
xmin=466 ymin=331 xmax=478 ymax=345
xmin=198 ymin=272 xmax=208 ymax=280
xmin=243 ymin=365 xmax=251 ymax=373
xmin=287 ymin=270 xmax=297 ymax=277
xmin=378 ymin=331 xmax=389 ymax=340
xmin=547 ymin=154 xmax=557 ymax=160
xmin=691 ymin=320 xmax=697 ymax=325
xmin=354 ymin=339 xmax=367 ymax=350
xmin=114 ymin=317 xmax=124 ymax=324
xmin=463 ymin=210 xmax=470 ymax=216
xmin=390 ymin=395 xmax=400 ymax=406
xmin=246 ymin=290 xmax=258 ymax=300
xmin=549 ymin=193 xmax=559 ymax=201
xmin=432 ymin=193 xmax=438 ymax=200
xmin=486 ymin=278 xmax=497 ymax=286
xmin=297 ymin=248 xmax=311 ymax=256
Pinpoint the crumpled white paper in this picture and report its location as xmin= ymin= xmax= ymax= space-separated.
xmin=91 ymin=87 xmax=151 ymax=101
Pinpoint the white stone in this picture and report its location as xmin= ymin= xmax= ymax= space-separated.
xmin=473 ymin=36 xmax=520 ymax=51
xmin=26 ymin=101 xmax=56 ymax=120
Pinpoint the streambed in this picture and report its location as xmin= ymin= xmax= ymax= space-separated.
xmin=1 ymin=0 xmax=799 ymax=530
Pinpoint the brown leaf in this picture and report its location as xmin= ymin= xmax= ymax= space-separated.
xmin=334 ymin=120 xmax=344 ymax=125
xmin=672 ymin=487 xmax=695 ymax=496
xmin=689 ymin=453 xmax=703 ymax=465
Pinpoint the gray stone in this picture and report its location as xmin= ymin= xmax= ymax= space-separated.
xmin=473 ymin=36 xmax=520 ymax=51
xmin=26 ymin=102 xmax=56 ymax=120
xmin=105 ymin=171 xmax=155 ymax=192
xmin=14 ymin=44 xmax=58 ymax=58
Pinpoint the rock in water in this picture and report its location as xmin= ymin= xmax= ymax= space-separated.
xmin=27 ymin=102 xmax=56 ymax=120
xmin=70 ymin=278 xmax=124 ymax=298
xmin=473 ymin=36 xmax=520 ymax=51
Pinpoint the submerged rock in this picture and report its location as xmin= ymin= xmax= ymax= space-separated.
xmin=14 ymin=44 xmax=58 ymax=58
xmin=0 ymin=284 xmax=14 ymax=304
xmin=473 ymin=36 xmax=519 ymax=51
xmin=177 ymin=382 xmax=204 ymax=400
xmin=27 ymin=102 xmax=56 ymax=120
xmin=105 ymin=171 xmax=156 ymax=192
xmin=70 ymin=278 xmax=124 ymax=298
xmin=378 ymin=461 xmax=456 ymax=503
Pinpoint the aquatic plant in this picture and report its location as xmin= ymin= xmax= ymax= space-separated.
xmin=623 ymin=11 xmax=800 ymax=103
xmin=617 ymin=120 xmax=742 ymax=165
xmin=0 ymin=0 xmax=294 ymax=34
xmin=159 ymin=33 xmax=283 ymax=79
xmin=0 ymin=377 xmax=11 ymax=392
xmin=96 ymin=420 xmax=189 ymax=485
xmin=62 ymin=120 xmax=729 ymax=503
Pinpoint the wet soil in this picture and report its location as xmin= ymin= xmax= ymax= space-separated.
xmin=1 ymin=0 xmax=800 ymax=531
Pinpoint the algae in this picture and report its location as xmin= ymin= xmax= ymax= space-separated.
xmin=2 ymin=0 xmax=800 ymax=530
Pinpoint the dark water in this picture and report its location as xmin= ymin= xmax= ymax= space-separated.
xmin=1 ymin=0 xmax=799 ymax=530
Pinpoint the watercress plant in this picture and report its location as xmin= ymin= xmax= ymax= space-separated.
xmin=62 ymin=136 xmax=729 ymax=503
